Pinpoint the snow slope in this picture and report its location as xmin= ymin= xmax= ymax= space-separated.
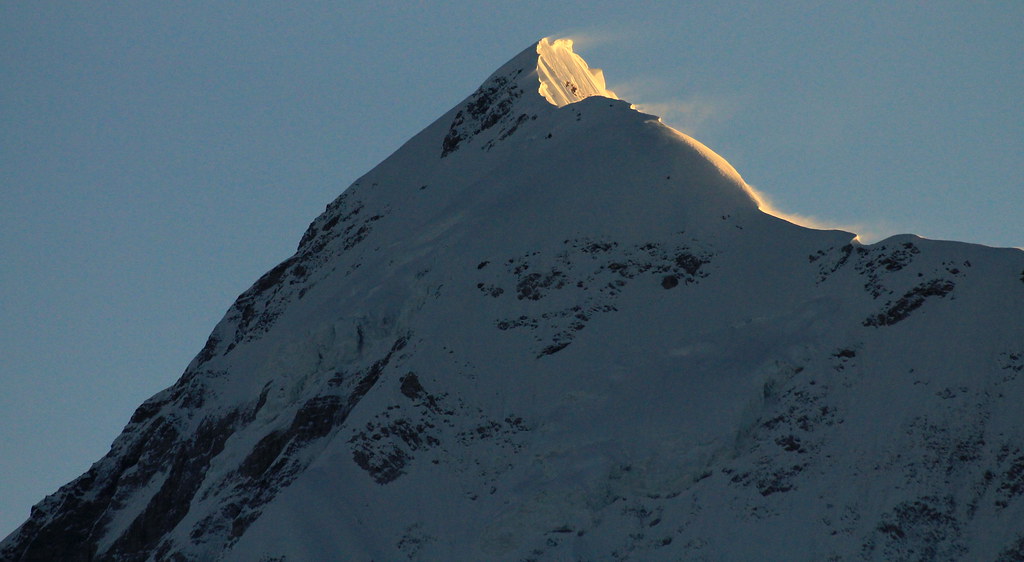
xmin=4 ymin=38 xmax=1024 ymax=561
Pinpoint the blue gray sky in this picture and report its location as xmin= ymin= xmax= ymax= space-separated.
xmin=2 ymin=2 xmax=1021 ymax=536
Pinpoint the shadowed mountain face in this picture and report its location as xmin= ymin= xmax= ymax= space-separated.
xmin=4 ymin=38 xmax=1024 ymax=561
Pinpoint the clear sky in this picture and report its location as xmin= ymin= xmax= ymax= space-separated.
xmin=1 ymin=2 xmax=1021 ymax=537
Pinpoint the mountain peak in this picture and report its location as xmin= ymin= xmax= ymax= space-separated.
xmin=5 ymin=36 xmax=1023 ymax=562
xmin=438 ymin=37 xmax=620 ymax=158
xmin=435 ymin=38 xmax=760 ymax=230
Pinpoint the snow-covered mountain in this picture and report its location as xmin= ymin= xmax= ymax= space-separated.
xmin=4 ymin=38 xmax=1024 ymax=561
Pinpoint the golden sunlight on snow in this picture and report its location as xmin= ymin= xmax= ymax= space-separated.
xmin=662 ymin=126 xmax=748 ymax=192
xmin=536 ymin=38 xmax=618 ymax=107
xmin=743 ymin=182 xmax=872 ymax=240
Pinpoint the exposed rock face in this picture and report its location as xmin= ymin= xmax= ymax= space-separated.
xmin=3 ymin=38 xmax=1024 ymax=561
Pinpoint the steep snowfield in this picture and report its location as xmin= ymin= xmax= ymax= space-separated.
xmin=4 ymin=38 xmax=1024 ymax=561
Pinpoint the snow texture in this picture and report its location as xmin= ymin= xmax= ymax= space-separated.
xmin=3 ymin=37 xmax=1024 ymax=562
